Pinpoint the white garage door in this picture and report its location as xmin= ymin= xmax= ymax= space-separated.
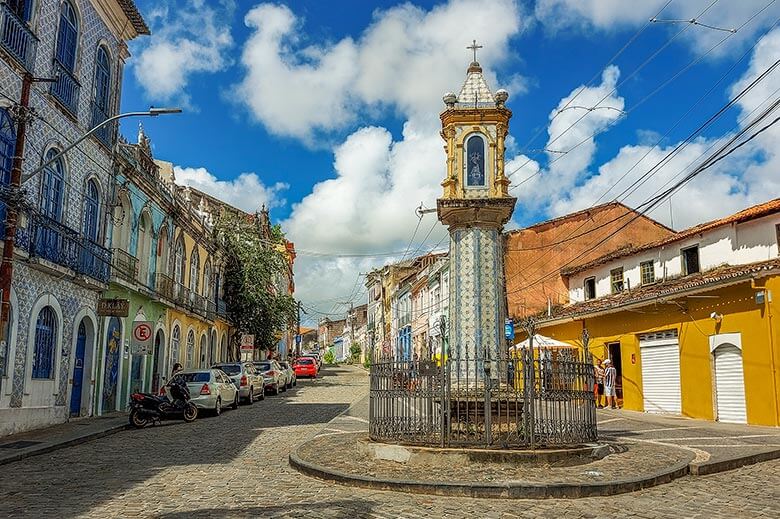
xmin=714 ymin=344 xmax=747 ymax=424
xmin=639 ymin=330 xmax=681 ymax=414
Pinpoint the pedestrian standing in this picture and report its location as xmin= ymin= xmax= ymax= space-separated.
xmin=603 ymin=358 xmax=618 ymax=409
xmin=593 ymin=361 xmax=605 ymax=408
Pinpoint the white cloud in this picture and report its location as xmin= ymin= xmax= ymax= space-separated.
xmin=173 ymin=165 xmax=288 ymax=214
xmin=234 ymin=0 xmax=525 ymax=141
xmin=132 ymin=0 xmax=233 ymax=103
xmin=534 ymin=0 xmax=779 ymax=57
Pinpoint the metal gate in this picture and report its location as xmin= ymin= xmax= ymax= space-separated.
xmin=369 ymin=341 xmax=597 ymax=448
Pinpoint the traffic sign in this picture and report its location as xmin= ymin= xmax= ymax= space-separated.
xmin=241 ymin=334 xmax=255 ymax=351
xmin=131 ymin=321 xmax=154 ymax=355
xmin=504 ymin=318 xmax=515 ymax=341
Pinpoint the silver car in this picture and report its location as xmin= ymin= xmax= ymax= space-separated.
xmin=254 ymin=360 xmax=286 ymax=395
xmin=212 ymin=362 xmax=264 ymax=404
xmin=175 ymin=369 xmax=239 ymax=416
xmin=278 ymin=361 xmax=296 ymax=389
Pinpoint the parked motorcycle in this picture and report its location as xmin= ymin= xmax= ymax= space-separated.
xmin=128 ymin=375 xmax=198 ymax=428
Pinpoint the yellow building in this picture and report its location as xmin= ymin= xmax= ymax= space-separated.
xmin=534 ymin=200 xmax=780 ymax=426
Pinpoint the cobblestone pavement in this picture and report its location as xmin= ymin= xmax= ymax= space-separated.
xmin=0 ymin=365 xmax=778 ymax=518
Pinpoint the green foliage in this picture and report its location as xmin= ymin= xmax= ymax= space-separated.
xmin=324 ymin=348 xmax=336 ymax=364
xmin=349 ymin=342 xmax=361 ymax=363
xmin=216 ymin=213 xmax=297 ymax=358
xmin=363 ymin=355 xmax=371 ymax=369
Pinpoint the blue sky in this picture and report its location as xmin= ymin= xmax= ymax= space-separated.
xmin=116 ymin=0 xmax=780 ymax=316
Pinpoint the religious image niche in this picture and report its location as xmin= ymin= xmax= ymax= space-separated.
xmin=466 ymin=135 xmax=485 ymax=186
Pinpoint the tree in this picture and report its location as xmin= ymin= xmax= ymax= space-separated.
xmin=216 ymin=212 xmax=297 ymax=359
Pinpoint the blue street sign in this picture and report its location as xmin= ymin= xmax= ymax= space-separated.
xmin=504 ymin=319 xmax=515 ymax=340
xmin=295 ymin=334 xmax=302 ymax=345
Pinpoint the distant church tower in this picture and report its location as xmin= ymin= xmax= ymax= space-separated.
xmin=437 ymin=41 xmax=516 ymax=382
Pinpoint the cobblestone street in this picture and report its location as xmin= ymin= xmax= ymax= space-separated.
xmin=0 ymin=365 xmax=778 ymax=518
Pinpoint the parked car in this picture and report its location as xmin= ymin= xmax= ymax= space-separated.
xmin=300 ymin=354 xmax=321 ymax=371
xmin=254 ymin=360 xmax=285 ymax=395
xmin=293 ymin=357 xmax=318 ymax=378
xmin=212 ymin=362 xmax=264 ymax=404
xmin=278 ymin=361 xmax=296 ymax=389
xmin=175 ymin=369 xmax=239 ymax=415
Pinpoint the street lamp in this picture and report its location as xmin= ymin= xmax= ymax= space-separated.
xmin=21 ymin=107 xmax=182 ymax=183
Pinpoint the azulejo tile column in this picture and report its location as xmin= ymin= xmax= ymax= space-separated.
xmin=437 ymin=53 xmax=515 ymax=386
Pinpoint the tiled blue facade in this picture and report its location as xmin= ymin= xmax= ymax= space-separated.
xmin=0 ymin=1 xmax=140 ymax=435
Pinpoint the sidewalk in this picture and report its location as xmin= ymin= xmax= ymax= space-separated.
xmin=0 ymin=413 xmax=128 ymax=466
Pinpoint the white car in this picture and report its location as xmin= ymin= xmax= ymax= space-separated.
xmin=175 ymin=369 xmax=239 ymax=416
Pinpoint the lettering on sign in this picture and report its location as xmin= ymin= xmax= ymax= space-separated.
xmin=240 ymin=334 xmax=255 ymax=351
xmin=97 ymin=298 xmax=130 ymax=317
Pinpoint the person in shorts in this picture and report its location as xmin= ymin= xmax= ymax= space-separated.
xmin=593 ymin=361 xmax=605 ymax=408
xmin=603 ymin=358 xmax=618 ymax=409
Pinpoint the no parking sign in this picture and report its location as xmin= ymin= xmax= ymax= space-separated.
xmin=131 ymin=321 xmax=154 ymax=355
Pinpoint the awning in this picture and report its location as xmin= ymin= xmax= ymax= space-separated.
xmin=511 ymin=334 xmax=576 ymax=350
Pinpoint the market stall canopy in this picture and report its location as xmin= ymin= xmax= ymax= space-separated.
xmin=511 ymin=334 xmax=576 ymax=350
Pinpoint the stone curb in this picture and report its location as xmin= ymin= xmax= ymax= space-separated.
xmin=0 ymin=422 xmax=128 ymax=467
xmin=288 ymin=444 xmax=692 ymax=499
xmin=690 ymin=448 xmax=780 ymax=476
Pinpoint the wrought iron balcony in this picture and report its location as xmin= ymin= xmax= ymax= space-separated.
xmin=28 ymin=214 xmax=111 ymax=284
xmin=50 ymin=59 xmax=80 ymax=116
xmin=217 ymin=299 xmax=227 ymax=317
xmin=0 ymin=2 xmax=37 ymax=72
xmin=110 ymin=248 xmax=137 ymax=283
xmin=190 ymin=291 xmax=206 ymax=316
xmin=172 ymin=282 xmax=190 ymax=307
xmin=155 ymin=273 xmax=174 ymax=301
xmin=206 ymin=299 xmax=216 ymax=321
xmin=91 ymin=101 xmax=115 ymax=148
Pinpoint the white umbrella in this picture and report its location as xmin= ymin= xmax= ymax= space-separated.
xmin=510 ymin=334 xmax=575 ymax=350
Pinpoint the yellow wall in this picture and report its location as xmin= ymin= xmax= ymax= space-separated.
xmin=537 ymin=279 xmax=780 ymax=426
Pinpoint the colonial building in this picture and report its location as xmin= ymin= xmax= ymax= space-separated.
xmin=0 ymin=0 xmax=148 ymax=435
xmin=504 ymin=202 xmax=674 ymax=318
xmin=537 ymin=199 xmax=780 ymax=426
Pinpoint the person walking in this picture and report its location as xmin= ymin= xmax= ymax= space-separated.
xmin=603 ymin=358 xmax=618 ymax=409
xmin=594 ymin=361 xmax=605 ymax=408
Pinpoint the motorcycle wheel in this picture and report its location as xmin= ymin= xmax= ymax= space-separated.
xmin=129 ymin=409 xmax=149 ymax=429
xmin=183 ymin=403 xmax=198 ymax=422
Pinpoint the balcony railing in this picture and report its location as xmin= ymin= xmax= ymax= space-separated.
xmin=217 ymin=299 xmax=227 ymax=317
xmin=190 ymin=291 xmax=206 ymax=316
xmin=173 ymin=282 xmax=190 ymax=307
xmin=0 ymin=3 xmax=37 ymax=71
xmin=155 ymin=273 xmax=174 ymax=301
xmin=206 ymin=299 xmax=216 ymax=321
xmin=51 ymin=59 xmax=80 ymax=116
xmin=28 ymin=213 xmax=111 ymax=284
xmin=110 ymin=248 xmax=137 ymax=283
xmin=91 ymin=101 xmax=115 ymax=148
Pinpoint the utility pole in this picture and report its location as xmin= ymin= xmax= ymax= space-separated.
xmin=0 ymin=73 xmax=33 ymax=347
xmin=296 ymin=300 xmax=302 ymax=357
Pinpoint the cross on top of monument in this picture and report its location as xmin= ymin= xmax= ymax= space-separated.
xmin=467 ymin=39 xmax=483 ymax=63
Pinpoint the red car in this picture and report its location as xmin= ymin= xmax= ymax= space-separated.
xmin=293 ymin=357 xmax=318 ymax=378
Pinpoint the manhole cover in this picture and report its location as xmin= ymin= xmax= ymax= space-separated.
xmin=0 ymin=440 xmax=44 ymax=449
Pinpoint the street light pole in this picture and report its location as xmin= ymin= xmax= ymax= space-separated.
xmin=0 ymin=105 xmax=181 ymax=348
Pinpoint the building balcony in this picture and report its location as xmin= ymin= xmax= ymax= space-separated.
xmin=50 ymin=59 xmax=80 ymax=116
xmin=155 ymin=273 xmax=174 ymax=301
xmin=0 ymin=2 xmax=37 ymax=72
xmin=110 ymin=248 xmax=137 ymax=283
xmin=91 ymin=101 xmax=115 ymax=148
xmin=190 ymin=292 xmax=206 ymax=316
xmin=216 ymin=298 xmax=227 ymax=317
xmin=172 ymin=282 xmax=190 ymax=308
xmin=28 ymin=213 xmax=111 ymax=284
xmin=206 ymin=299 xmax=216 ymax=321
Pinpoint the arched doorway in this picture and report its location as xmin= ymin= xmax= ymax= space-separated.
xmin=69 ymin=320 xmax=87 ymax=417
xmin=209 ymin=330 xmax=217 ymax=366
xmin=102 ymin=317 xmax=122 ymax=413
xmin=220 ymin=334 xmax=227 ymax=362
xmin=199 ymin=334 xmax=207 ymax=368
xmin=151 ymin=329 xmax=165 ymax=393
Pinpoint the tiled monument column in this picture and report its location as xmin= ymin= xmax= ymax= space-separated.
xmin=437 ymin=51 xmax=516 ymax=385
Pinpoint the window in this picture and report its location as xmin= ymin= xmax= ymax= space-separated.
xmin=465 ymin=134 xmax=486 ymax=187
xmin=203 ymin=260 xmax=212 ymax=299
xmin=189 ymin=249 xmax=199 ymax=293
xmin=199 ymin=335 xmax=206 ymax=367
xmin=55 ymin=1 xmax=78 ymax=71
xmin=137 ymin=212 xmax=151 ymax=285
xmin=584 ymin=277 xmax=596 ymax=300
xmin=8 ymin=0 xmax=35 ymax=22
xmin=171 ymin=325 xmax=180 ymax=366
xmin=0 ymin=304 xmax=12 ymax=377
xmin=610 ymin=268 xmax=624 ymax=294
xmin=0 ymin=108 xmax=16 ymax=231
xmin=32 ymin=306 xmax=57 ymax=379
xmin=41 ymin=149 xmax=65 ymax=221
xmin=83 ymin=179 xmax=99 ymax=242
xmin=186 ymin=330 xmax=195 ymax=368
xmin=682 ymin=246 xmax=700 ymax=275
xmin=92 ymin=46 xmax=112 ymax=144
xmin=775 ymin=224 xmax=780 ymax=250
xmin=640 ymin=261 xmax=655 ymax=285
xmin=156 ymin=225 xmax=168 ymax=276
xmin=173 ymin=237 xmax=185 ymax=285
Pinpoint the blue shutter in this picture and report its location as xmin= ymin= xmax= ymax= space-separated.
xmin=32 ymin=306 xmax=57 ymax=379
xmin=84 ymin=180 xmax=99 ymax=241
xmin=0 ymin=109 xmax=15 ymax=238
xmin=56 ymin=2 xmax=78 ymax=71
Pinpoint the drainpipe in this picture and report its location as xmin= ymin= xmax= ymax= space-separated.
xmin=751 ymin=277 xmax=780 ymax=424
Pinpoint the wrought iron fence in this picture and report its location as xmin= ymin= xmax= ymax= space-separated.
xmin=50 ymin=59 xmax=80 ymax=116
xmin=155 ymin=273 xmax=174 ymax=301
xmin=110 ymin=248 xmax=137 ymax=282
xmin=0 ymin=2 xmax=37 ymax=71
xmin=369 ymin=340 xmax=597 ymax=449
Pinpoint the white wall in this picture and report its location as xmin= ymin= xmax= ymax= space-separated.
xmin=568 ymin=214 xmax=780 ymax=302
